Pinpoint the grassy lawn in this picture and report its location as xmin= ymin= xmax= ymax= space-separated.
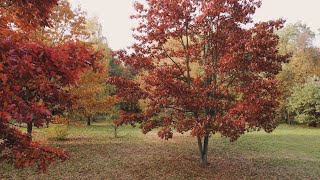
xmin=1 ymin=121 xmax=319 ymax=179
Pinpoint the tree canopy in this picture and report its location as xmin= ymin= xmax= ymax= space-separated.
xmin=108 ymin=0 xmax=288 ymax=165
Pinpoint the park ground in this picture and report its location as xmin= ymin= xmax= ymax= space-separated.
xmin=0 ymin=121 xmax=319 ymax=179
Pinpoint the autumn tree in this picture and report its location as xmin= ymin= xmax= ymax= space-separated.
xmin=32 ymin=6 xmax=117 ymax=127
xmin=21 ymin=0 xmax=93 ymax=134
xmin=65 ymin=17 xmax=118 ymax=126
xmin=108 ymin=0 xmax=287 ymax=166
xmin=0 ymin=0 xmax=101 ymax=171
xmin=277 ymin=22 xmax=319 ymax=86
xmin=276 ymin=22 xmax=320 ymax=123
xmin=277 ymin=22 xmax=319 ymax=85
xmin=108 ymin=51 xmax=138 ymax=134
xmin=68 ymin=64 xmax=118 ymax=126
xmin=277 ymin=22 xmax=315 ymax=55
xmin=32 ymin=0 xmax=89 ymax=45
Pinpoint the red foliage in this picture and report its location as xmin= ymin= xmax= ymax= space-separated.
xmin=108 ymin=0 xmax=288 ymax=165
xmin=0 ymin=0 xmax=58 ymax=29
xmin=0 ymin=0 xmax=102 ymax=171
xmin=0 ymin=123 xmax=69 ymax=172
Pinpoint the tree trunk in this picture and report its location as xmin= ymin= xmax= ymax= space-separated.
xmin=287 ymin=109 xmax=290 ymax=124
xmin=197 ymin=135 xmax=209 ymax=167
xmin=202 ymin=135 xmax=209 ymax=165
xmin=87 ymin=116 xmax=91 ymax=126
xmin=114 ymin=126 xmax=118 ymax=138
xmin=27 ymin=121 xmax=33 ymax=138
xmin=197 ymin=136 xmax=204 ymax=164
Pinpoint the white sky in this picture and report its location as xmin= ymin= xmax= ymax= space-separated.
xmin=70 ymin=0 xmax=320 ymax=50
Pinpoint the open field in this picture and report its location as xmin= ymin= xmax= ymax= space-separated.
xmin=1 ymin=122 xmax=319 ymax=179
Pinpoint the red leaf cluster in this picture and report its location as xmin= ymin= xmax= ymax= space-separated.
xmin=0 ymin=0 xmax=58 ymax=29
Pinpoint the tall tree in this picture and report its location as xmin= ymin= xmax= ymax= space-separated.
xmin=277 ymin=22 xmax=315 ymax=54
xmin=276 ymin=22 xmax=320 ymax=122
xmin=86 ymin=16 xmax=108 ymax=49
xmin=0 ymin=0 xmax=101 ymax=171
xmin=108 ymin=0 xmax=287 ymax=166
xmin=277 ymin=23 xmax=319 ymax=85
xmin=66 ymin=17 xmax=118 ymax=125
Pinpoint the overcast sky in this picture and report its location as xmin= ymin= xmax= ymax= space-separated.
xmin=70 ymin=0 xmax=320 ymax=50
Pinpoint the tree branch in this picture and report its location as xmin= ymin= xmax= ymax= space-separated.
xmin=165 ymin=106 xmax=193 ymax=113
xmin=162 ymin=46 xmax=189 ymax=83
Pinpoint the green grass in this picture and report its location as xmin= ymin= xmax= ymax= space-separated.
xmin=1 ymin=122 xmax=319 ymax=179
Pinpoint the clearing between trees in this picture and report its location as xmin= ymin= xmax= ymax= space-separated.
xmin=1 ymin=122 xmax=319 ymax=179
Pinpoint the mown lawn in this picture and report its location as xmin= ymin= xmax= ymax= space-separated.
xmin=1 ymin=121 xmax=319 ymax=179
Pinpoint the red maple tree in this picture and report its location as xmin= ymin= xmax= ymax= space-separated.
xmin=108 ymin=0 xmax=288 ymax=166
xmin=0 ymin=0 xmax=102 ymax=171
